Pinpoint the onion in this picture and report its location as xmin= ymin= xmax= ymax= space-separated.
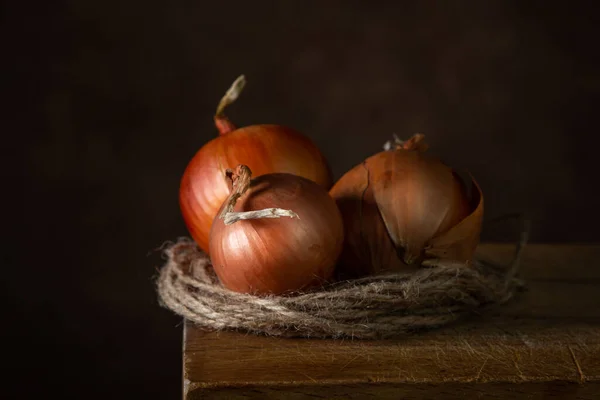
xmin=179 ymin=76 xmax=333 ymax=253
xmin=330 ymin=134 xmax=484 ymax=279
xmin=209 ymin=165 xmax=344 ymax=295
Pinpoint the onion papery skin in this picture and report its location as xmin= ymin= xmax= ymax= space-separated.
xmin=180 ymin=124 xmax=333 ymax=253
xmin=330 ymin=142 xmax=483 ymax=279
xmin=209 ymin=172 xmax=343 ymax=296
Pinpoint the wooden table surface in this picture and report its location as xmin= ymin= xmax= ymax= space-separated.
xmin=183 ymin=244 xmax=600 ymax=399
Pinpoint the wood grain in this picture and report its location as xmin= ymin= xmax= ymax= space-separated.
xmin=183 ymin=244 xmax=600 ymax=399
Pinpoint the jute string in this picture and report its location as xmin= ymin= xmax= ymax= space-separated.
xmin=156 ymin=226 xmax=528 ymax=339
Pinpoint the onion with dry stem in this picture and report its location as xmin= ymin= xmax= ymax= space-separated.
xmin=179 ymin=76 xmax=333 ymax=253
xmin=330 ymin=134 xmax=484 ymax=279
xmin=209 ymin=165 xmax=344 ymax=296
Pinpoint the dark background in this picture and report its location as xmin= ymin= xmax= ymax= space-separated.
xmin=5 ymin=1 xmax=598 ymax=398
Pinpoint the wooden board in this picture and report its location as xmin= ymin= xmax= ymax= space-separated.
xmin=183 ymin=244 xmax=600 ymax=399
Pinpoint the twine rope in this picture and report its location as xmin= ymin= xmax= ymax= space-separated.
xmin=156 ymin=235 xmax=526 ymax=339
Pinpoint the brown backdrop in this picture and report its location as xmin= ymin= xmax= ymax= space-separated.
xmin=6 ymin=1 xmax=598 ymax=398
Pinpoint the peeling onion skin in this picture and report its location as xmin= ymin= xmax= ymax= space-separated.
xmin=330 ymin=135 xmax=483 ymax=279
xmin=179 ymin=75 xmax=333 ymax=254
xmin=209 ymin=170 xmax=343 ymax=296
